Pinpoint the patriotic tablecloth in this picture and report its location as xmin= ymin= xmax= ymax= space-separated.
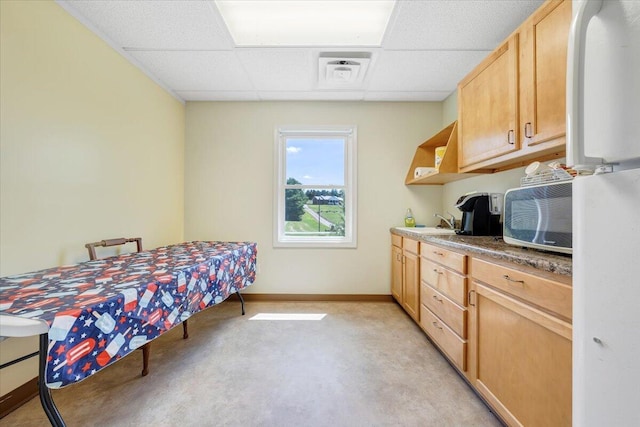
xmin=0 ymin=241 xmax=257 ymax=388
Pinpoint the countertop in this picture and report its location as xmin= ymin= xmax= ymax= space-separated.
xmin=391 ymin=228 xmax=572 ymax=277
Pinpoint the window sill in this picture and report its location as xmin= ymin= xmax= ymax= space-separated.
xmin=273 ymin=238 xmax=357 ymax=249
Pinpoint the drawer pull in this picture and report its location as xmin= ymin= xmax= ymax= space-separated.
xmin=432 ymin=295 xmax=443 ymax=303
xmin=432 ymin=268 xmax=443 ymax=275
xmin=432 ymin=321 xmax=443 ymax=330
xmin=433 ymin=251 xmax=444 ymax=256
xmin=503 ymin=274 xmax=525 ymax=284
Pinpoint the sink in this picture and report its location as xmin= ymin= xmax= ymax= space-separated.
xmin=395 ymin=227 xmax=456 ymax=235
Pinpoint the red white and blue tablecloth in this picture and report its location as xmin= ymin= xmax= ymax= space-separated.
xmin=0 ymin=241 xmax=257 ymax=388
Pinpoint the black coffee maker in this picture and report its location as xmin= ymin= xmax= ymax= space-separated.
xmin=455 ymin=193 xmax=503 ymax=236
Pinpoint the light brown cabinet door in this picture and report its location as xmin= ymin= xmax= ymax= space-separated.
xmin=472 ymin=282 xmax=572 ymax=427
xmin=519 ymin=0 xmax=571 ymax=148
xmin=402 ymin=250 xmax=420 ymax=321
xmin=458 ymin=35 xmax=519 ymax=169
xmin=391 ymin=245 xmax=403 ymax=303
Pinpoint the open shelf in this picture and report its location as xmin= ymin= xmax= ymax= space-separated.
xmin=405 ymin=121 xmax=490 ymax=185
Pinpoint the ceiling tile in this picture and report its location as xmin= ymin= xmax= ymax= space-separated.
xmin=176 ymin=91 xmax=260 ymax=101
xmin=364 ymin=91 xmax=451 ymax=102
xmin=259 ymin=91 xmax=365 ymax=101
xmin=367 ymin=50 xmax=489 ymax=92
xmin=384 ymin=0 xmax=544 ymax=50
xmin=60 ymin=0 xmax=233 ymax=50
xmin=236 ymin=49 xmax=313 ymax=91
xmin=127 ymin=51 xmax=254 ymax=91
xmin=56 ymin=0 xmax=548 ymax=102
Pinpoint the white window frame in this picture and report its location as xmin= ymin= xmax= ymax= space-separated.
xmin=274 ymin=125 xmax=357 ymax=248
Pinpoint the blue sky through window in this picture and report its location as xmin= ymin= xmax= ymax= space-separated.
xmin=286 ymin=137 xmax=344 ymax=185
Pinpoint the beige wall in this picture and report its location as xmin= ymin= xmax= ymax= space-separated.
xmin=185 ymin=101 xmax=443 ymax=294
xmin=442 ymin=91 xmax=458 ymax=129
xmin=0 ymin=0 xmax=185 ymax=395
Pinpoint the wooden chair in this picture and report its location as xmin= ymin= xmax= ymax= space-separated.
xmin=84 ymin=237 xmax=189 ymax=377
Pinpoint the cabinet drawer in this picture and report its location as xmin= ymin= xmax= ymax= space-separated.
xmin=471 ymin=257 xmax=572 ymax=320
xmin=420 ymin=305 xmax=467 ymax=371
xmin=403 ymin=238 xmax=419 ymax=254
xmin=391 ymin=234 xmax=402 ymax=248
xmin=420 ymin=242 xmax=466 ymax=274
xmin=421 ymin=283 xmax=467 ymax=338
xmin=421 ymin=258 xmax=467 ymax=306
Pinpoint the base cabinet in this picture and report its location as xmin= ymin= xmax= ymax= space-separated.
xmin=390 ymin=232 xmax=572 ymax=426
xmin=390 ymin=234 xmax=420 ymax=322
xmin=391 ymin=240 xmax=403 ymax=303
xmin=402 ymin=242 xmax=420 ymax=321
xmin=469 ymin=258 xmax=572 ymax=427
xmin=419 ymin=242 xmax=468 ymax=373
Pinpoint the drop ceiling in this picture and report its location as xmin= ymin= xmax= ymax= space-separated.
xmin=56 ymin=0 xmax=545 ymax=103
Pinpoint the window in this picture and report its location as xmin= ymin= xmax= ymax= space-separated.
xmin=274 ymin=126 xmax=357 ymax=248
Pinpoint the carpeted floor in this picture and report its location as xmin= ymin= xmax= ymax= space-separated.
xmin=0 ymin=301 xmax=501 ymax=427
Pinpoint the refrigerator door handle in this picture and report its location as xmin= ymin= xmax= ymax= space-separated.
xmin=566 ymin=0 xmax=605 ymax=170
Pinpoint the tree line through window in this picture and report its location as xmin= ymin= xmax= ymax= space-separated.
xmin=285 ymin=178 xmax=345 ymax=236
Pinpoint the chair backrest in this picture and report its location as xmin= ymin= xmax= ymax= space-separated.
xmin=85 ymin=237 xmax=143 ymax=260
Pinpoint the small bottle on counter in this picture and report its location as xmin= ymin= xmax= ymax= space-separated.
xmin=404 ymin=208 xmax=416 ymax=227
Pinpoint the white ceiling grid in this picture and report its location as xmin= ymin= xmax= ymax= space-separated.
xmin=56 ymin=0 xmax=545 ymax=102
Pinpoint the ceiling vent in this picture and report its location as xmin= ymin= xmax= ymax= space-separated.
xmin=318 ymin=53 xmax=371 ymax=87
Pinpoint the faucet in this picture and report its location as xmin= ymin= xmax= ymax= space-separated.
xmin=434 ymin=212 xmax=456 ymax=230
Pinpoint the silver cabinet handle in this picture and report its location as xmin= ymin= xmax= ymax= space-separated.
xmin=524 ymin=122 xmax=533 ymax=138
xmin=468 ymin=290 xmax=476 ymax=307
xmin=432 ymin=321 xmax=443 ymax=330
xmin=507 ymin=129 xmax=515 ymax=145
xmin=433 ymin=251 xmax=444 ymax=256
xmin=432 ymin=294 xmax=443 ymax=303
xmin=503 ymin=274 xmax=525 ymax=284
xmin=432 ymin=268 xmax=443 ymax=275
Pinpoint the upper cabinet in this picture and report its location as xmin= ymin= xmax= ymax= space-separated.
xmin=458 ymin=35 xmax=520 ymax=169
xmin=519 ymin=0 xmax=572 ymax=148
xmin=458 ymin=0 xmax=572 ymax=173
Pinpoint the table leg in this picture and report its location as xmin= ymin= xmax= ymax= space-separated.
xmin=182 ymin=320 xmax=189 ymax=339
xmin=38 ymin=334 xmax=66 ymax=427
xmin=141 ymin=343 xmax=150 ymax=377
xmin=237 ymin=291 xmax=245 ymax=315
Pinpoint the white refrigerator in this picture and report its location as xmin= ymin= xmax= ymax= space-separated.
xmin=568 ymin=1 xmax=640 ymax=426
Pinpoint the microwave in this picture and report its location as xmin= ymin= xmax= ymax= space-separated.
xmin=503 ymin=181 xmax=572 ymax=254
